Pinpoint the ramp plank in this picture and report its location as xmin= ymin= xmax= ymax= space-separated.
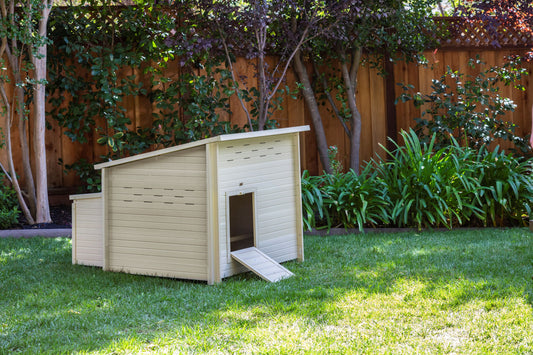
xmin=231 ymin=247 xmax=294 ymax=282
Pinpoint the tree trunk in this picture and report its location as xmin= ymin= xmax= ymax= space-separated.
xmin=0 ymin=86 xmax=35 ymax=225
xmin=340 ymin=48 xmax=362 ymax=173
xmin=293 ymin=49 xmax=332 ymax=174
xmin=30 ymin=6 xmax=52 ymax=223
xmin=257 ymin=52 xmax=266 ymax=130
xmin=14 ymin=83 xmax=37 ymax=216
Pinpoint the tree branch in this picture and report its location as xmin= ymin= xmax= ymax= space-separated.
xmin=215 ymin=18 xmax=254 ymax=131
xmin=312 ymin=60 xmax=351 ymax=137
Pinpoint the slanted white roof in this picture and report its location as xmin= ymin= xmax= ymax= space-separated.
xmin=94 ymin=125 xmax=310 ymax=170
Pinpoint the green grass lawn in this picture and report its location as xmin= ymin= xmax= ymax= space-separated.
xmin=1 ymin=229 xmax=533 ymax=354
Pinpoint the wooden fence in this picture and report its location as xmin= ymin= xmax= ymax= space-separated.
xmin=1 ymin=27 xmax=533 ymax=190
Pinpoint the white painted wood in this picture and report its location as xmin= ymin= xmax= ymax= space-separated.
xmin=102 ymin=168 xmax=110 ymax=271
xmin=95 ymin=126 xmax=309 ymax=169
xmin=206 ymin=143 xmax=221 ymax=284
xmin=70 ymin=193 xmax=103 ymax=267
xmin=230 ymin=247 xmax=294 ymax=282
xmin=216 ymin=133 xmax=302 ymax=277
xmin=74 ymin=127 xmax=307 ymax=283
xmin=105 ymin=146 xmax=209 ymax=280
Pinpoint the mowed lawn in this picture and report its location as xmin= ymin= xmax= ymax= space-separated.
xmin=1 ymin=229 xmax=533 ymax=354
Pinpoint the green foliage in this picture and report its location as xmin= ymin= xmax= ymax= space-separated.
xmin=3 ymin=230 xmax=533 ymax=353
xmin=302 ymin=165 xmax=390 ymax=232
xmin=469 ymin=146 xmax=533 ymax=226
xmin=301 ymin=170 xmax=325 ymax=231
xmin=303 ymin=129 xmax=533 ymax=230
xmin=375 ymin=130 xmax=481 ymax=229
xmin=48 ymin=3 xmax=248 ymax=189
xmin=327 ymin=145 xmax=343 ymax=175
xmin=0 ymin=173 xmax=19 ymax=229
xmin=61 ymin=159 xmax=101 ymax=193
xmin=397 ymin=57 xmax=530 ymax=153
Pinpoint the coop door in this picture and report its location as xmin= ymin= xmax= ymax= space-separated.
xmin=228 ymin=192 xmax=256 ymax=252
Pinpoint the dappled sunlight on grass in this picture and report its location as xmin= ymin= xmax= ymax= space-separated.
xmin=1 ymin=229 xmax=533 ymax=353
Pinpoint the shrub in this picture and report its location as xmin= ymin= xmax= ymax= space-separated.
xmin=0 ymin=173 xmax=19 ymax=229
xmin=469 ymin=146 xmax=533 ymax=227
xmin=301 ymin=165 xmax=390 ymax=232
xmin=302 ymin=129 xmax=533 ymax=230
xmin=397 ymin=57 xmax=530 ymax=154
xmin=374 ymin=129 xmax=481 ymax=229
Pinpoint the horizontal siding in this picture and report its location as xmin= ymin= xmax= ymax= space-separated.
xmin=108 ymin=176 xmax=207 ymax=190
xmin=109 ymin=216 xmax=207 ymax=231
xmin=110 ymin=167 xmax=206 ymax=178
xmin=107 ymin=265 xmax=207 ymax=281
xmin=106 ymin=146 xmax=208 ymax=281
xmin=110 ymin=239 xmax=206 ymax=254
xmin=73 ymin=196 xmax=103 ymax=267
xmin=216 ymin=135 xmax=300 ymax=277
xmin=109 ymin=254 xmax=207 ymax=275
xmin=109 ymin=227 xmax=207 ymax=246
xmin=108 ymin=244 xmax=206 ymax=261
xmin=109 ymin=192 xmax=206 ymax=206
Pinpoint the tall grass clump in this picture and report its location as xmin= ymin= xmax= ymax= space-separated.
xmin=374 ymin=130 xmax=482 ymax=229
xmin=302 ymin=129 xmax=533 ymax=231
xmin=301 ymin=165 xmax=390 ymax=232
xmin=469 ymin=146 xmax=532 ymax=226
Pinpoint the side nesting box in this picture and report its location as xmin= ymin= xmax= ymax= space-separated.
xmin=70 ymin=193 xmax=104 ymax=267
xmin=71 ymin=126 xmax=309 ymax=284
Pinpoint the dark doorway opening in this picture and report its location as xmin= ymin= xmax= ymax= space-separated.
xmin=229 ymin=193 xmax=255 ymax=251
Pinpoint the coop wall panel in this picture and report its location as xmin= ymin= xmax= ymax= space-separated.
xmin=71 ymin=194 xmax=103 ymax=267
xmin=105 ymin=146 xmax=209 ymax=281
xmin=216 ymin=135 xmax=299 ymax=278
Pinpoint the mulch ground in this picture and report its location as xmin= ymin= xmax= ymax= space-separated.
xmin=15 ymin=205 xmax=72 ymax=230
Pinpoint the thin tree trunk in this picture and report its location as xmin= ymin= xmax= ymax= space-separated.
xmin=340 ymin=48 xmax=362 ymax=173
xmin=293 ymin=49 xmax=332 ymax=174
xmin=14 ymin=83 xmax=37 ymax=215
xmin=30 ymin=4 xmax=52 ymax=223
xmin=257 ymin=52 xmax=267 ymax=130
xmin=0 ymin=85 xmax=35 ymax=225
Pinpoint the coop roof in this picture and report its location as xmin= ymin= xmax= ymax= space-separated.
xmin=94 ymin=125 xmax=310 ymax=170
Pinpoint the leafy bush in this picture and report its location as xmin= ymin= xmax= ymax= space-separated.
xmin=303 ymin=129 xmax=533 ymax=230
xmin=469 ymin=146 xmax=533 ymax=227
xmin=301 ymin=171 xmax=325 ymax=231
xmin=374 ymin=130 xmax=479 ymax=229
xmin=397 ymin=57 xmax=530 ymax=154
xmin=302 ymin=165 xmax=390 ymax=232
xmin=0 ymin=173 xmax=19 ymax=229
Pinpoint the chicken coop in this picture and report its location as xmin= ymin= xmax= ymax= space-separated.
xmin=70 ymin=125 xmax=309 ymax=284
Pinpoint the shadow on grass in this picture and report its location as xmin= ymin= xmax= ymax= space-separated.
xmin=1 ymin=228 xmax=532 ymax=353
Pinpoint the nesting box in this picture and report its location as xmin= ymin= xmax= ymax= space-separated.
xmin=70 ymin=126 xmax=309 ymax=284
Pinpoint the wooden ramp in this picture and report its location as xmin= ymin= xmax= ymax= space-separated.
xmin=231 ymin=247 xmax=294 ymax=282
